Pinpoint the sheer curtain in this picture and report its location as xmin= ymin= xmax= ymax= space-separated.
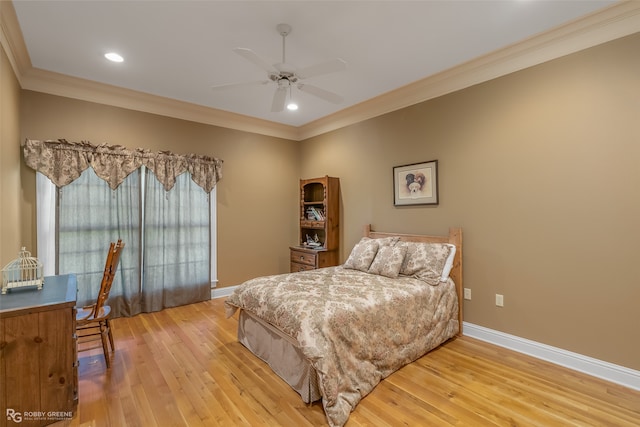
xmin=142 ymin=170 xmax=211 ymax=312
xmin=57 ymin=168 xmax=142 ymax=316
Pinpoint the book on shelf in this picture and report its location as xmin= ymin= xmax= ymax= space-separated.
xmin=313 ymin=206 xmax=325 ymax=220
xmin=306 ymin=206 xmax=325 ymax=220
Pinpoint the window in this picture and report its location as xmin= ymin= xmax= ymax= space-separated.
xmin=37 ymin=167 xmax=217 ymax=317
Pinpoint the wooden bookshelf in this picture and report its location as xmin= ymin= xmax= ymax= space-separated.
xmin=290 ymin=176 xmax=340 ymax=272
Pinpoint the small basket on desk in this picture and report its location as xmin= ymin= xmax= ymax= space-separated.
xmin=1 ymin=247 xmax=44 ymax=294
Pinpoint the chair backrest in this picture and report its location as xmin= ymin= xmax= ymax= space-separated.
xmin=92 ymin=239 xmax=125 ymax=317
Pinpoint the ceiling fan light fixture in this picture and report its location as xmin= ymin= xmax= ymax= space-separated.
xmin=287 ymin=85 xmax=298 ymax=111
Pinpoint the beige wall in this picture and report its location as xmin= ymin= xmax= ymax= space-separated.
xmin=3 ymin=29 xmax=638 ymax=372
xmin=16 ymin=91 xmax=300 ymax=288
xmin=300 ymin=33 xmax=640 ymax=370
xmin=0 ymin=44 xmax=23 ymax=266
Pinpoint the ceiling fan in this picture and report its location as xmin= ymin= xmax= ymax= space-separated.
xmin=212 ymin=23 xmax=347 ymax=112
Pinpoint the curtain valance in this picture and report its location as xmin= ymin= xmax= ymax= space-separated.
xmin=22 ymin=139 xmax=223 ymax=193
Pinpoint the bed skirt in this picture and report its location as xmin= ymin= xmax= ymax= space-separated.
xmin=237 ymin=309 xmax=322 ymax=403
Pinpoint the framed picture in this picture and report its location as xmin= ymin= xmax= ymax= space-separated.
xmin=393 ymin=160 xmax=438 ymax=206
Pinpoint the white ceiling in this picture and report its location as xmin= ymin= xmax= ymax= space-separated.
xmin=11 ymin=1 xmax=616 ymax=128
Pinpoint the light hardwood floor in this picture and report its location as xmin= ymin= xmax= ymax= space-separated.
xmin=58 ymin=298 xmax=640 ymax=427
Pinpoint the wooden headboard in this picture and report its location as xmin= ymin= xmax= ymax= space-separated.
xmin=364 ymin=224 xmax=463 ymax=336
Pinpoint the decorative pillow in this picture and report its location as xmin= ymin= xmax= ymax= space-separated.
xmin=374 ymin=236 xmax=401 ymax=247
xmin=343 ymin=238 xmax=380 ymax=272
xmin=368 ymin=243 xmax=408 ymax=278
xmin=400 ymin=242 xmax=453 ymax=285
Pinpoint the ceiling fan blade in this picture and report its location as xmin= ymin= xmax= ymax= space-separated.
xmin=296 ymin=58 xmax=347 ymax=79
xmin=211 ymin=80 xmax=270 ymax=91
xmin=297 ymin=83 xmax=343 ymax=104
xmin=271 ymin=87 xmax=287 ymax=112
xmin=233 ymin=48 xmax=277 ymax=74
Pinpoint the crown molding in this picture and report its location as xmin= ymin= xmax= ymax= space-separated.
xmin=298 ymin=1 xmax=640 ymax=140
xmin=3 ymin=1 xmax=639 ymax=142
xmin=0 ymin=0 xmax=32 ymax=85
xmin=20 ymin=66 xmax=301 ymax=140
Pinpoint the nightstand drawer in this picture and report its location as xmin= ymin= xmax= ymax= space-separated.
xmin=290 ymin=262 xmax=315 ymax=273
xmin=290 ymin=250 xmax=316 ymax=266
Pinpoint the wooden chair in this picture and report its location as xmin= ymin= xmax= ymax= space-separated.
xmin=76 ymin=239 xmax=124 ymax=368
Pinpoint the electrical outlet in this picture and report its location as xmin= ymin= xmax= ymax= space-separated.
xmin=464 ymin=288 xmax=471 ymax=300
xmin=496 ymin=294 xmax=504 ymax=307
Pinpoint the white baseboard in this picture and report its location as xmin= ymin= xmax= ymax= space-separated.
xmin=211 ymin=284 xmax=238 ymax=299
xmin=463 ymin=322 xmax=640 ymax=391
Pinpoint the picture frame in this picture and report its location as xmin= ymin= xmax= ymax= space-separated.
xmin=393 ymin=160 xmax=438 ymax=206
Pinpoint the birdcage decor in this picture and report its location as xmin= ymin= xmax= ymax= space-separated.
xmin=1 ymin=247 xmax=44 ymax=294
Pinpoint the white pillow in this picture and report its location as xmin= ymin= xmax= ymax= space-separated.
xmin=440 ymin=244 xmax=456 ymax=281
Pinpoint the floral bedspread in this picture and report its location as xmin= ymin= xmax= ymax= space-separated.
xmin=224 ymin=266 xmax=459 ymax=427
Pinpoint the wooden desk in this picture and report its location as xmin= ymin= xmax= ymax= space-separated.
xmin=0 ymin=274 xmax=78 ymax=427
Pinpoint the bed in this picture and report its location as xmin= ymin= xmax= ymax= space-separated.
xmin=225 ymin=225 xmax=463 ymax=427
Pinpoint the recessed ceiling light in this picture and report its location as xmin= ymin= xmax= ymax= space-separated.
xmin=104 ymin=52 xmax=124 ymax=63
xmin=287 ymin=102 xmax=298 ymax=111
